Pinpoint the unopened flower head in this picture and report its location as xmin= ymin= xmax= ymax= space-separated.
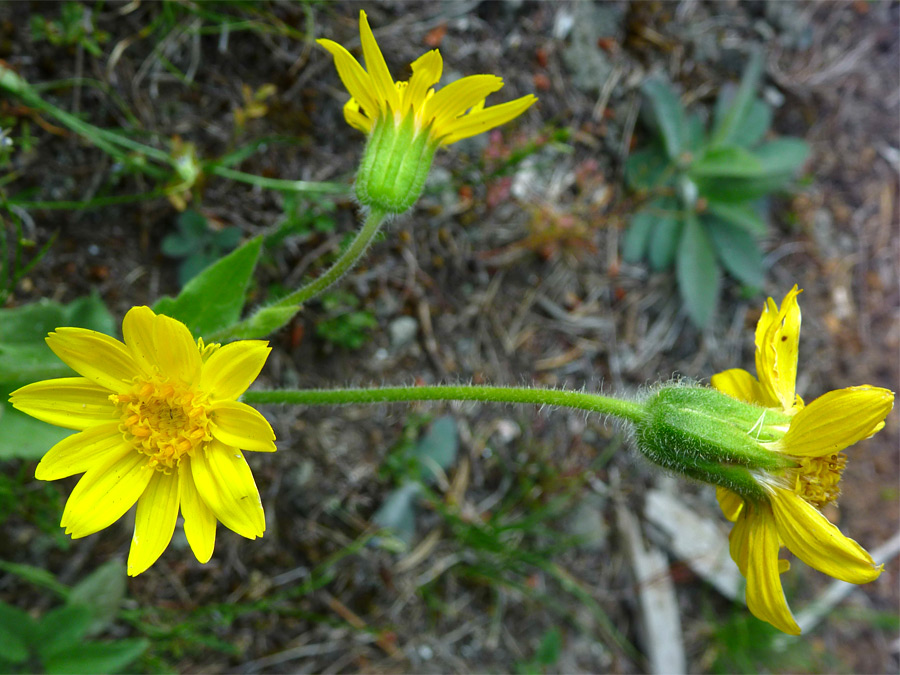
xmin=318 ymin=10 xmax=537 ymax=215
xmin=637 ymin=286 xmax=893 ymax=634
xmin=9 ymin=307 xmax=276 ymax=576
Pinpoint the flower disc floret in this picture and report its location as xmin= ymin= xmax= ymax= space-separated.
xmin=112 ymin=376 xmax=213 ymax=473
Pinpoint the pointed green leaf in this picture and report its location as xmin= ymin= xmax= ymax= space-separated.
xmin=37 ymin=605 xmax=92 ymax=659
xmin=0 ymin=399 xmax=72 ymax=460
xmin=0 ymin=601 xmax=36 ymax=664
xmin=711 ymin=51 xmax=764 ymax=147
xmin=706 ymin=202 xmax=768 ymax=236
xmin=733 ymin=99 xmax=772 ymax=148
xmin=649 ymin=213 xmax=683 ymax=271
xmin=0 ymin=562 xmax=69 ymax=598
xmin=625 ymin=145 xmax=671 ymax=191
xmin=43 ymin=638 xmax=149 ymax=675
xmin=152 ymin=236 xmax=261 ymax=338
xmin=623 ymin=209 xmax=656 ymax=263
xmin=642 ymin=79 xmax=686 ymax=160
xmin=67 ymin=559 xmax=127 ymax=637
xmin=704 ymin=215 xmax=765 ymax=288
xmin=414 ymin=416 xmax=458 ymax=483
xmin=753 ymin=138 xmax=810 ymax=176
xmin=689 ymin=145 xmax=763 ymax=178
xmin=677 ymin=213 xmax=721 ymax=328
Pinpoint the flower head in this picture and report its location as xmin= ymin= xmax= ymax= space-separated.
xmin=318 ymin=10 xmax=537 ymax=214
xmin=709 ymin=286 xmax=894 ymax=634
xmin=10 ymin=306 xmax=276 ymax=576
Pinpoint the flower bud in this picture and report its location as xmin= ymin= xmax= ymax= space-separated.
xmin=634 ymin=385 xmax=795 ymax=500
xmin=355 ymin=114 xmax=439 ymax=215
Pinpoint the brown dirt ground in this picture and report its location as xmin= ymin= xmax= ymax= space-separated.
xmin=1 ymin=1 xmax=898 ymax=673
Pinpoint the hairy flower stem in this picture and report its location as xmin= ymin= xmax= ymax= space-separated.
xmin=243 ymin=385 xmax=646 ymax=423
xmin=274 ymin=207 xmax=388 ymax=307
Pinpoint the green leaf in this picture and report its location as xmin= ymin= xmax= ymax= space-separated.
xmin=36 ymin=605 xmax=92 ymax=660
xmin=734 ymin=99 xmax=772 ymax=148
xmin=685 ymin=112 xmax=705 ymax=152
xmin=0 ymin=400 xmax=72 ymax=460
xmin=160 ymin=233 xmax=195 ymax=257
xmin=649 ymin=213 xmax=683 ymax=271
xmin=641 ymin=78 xmax=686 ymax=160
xmin=625 ymin=145 xmax=671 ymax=191
xmin=704 ymin=215 xmax=765 ymax=288
xmin=372 ymin=482 xmax=421 ymax=548
xmin=622 ymin=209 xmax=656 ymax=263
xmin=0 ymin=562 xmax=68 ymax=598
xmin=67 ymin=559 xmax=127 ymax=637
xmin=753 ymin=138 xmax=810 ymax=176
xmin=689 ymin=145 xmax=763 ymax=178
xmin=152 ymin=236 xmax=262 ymax=338
xmin=677 ymin=213 xmax=721 ymax=328
xmin=0 ymin=601 xmax=36 ymax=664
xmin=43 ymin=638 xmax=149 ymax=675
xmin=711 ymin=50 xmax=764 ymax=148
xmin=414 ymin=416 xmax=458 ymax=484
xmin=64 ymin=295 xmax=115 ymax=337
xmin=177 ymin=209 xmax=208 ymax=238
xmin=705 ymin=201 xmax=767 ymax=236
xmin=0 ymin=296 xmax=114 ymax=384
xmin=214 ymin=227 xmax=243 ymax=250
xmin=216 ymin=304 xmax=298 ymax=341
xmin=535 ymin=627 xmax=562 ymax=666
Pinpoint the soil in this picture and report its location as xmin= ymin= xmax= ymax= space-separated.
xmin=1 ymin=1 xmax=897 ymax=673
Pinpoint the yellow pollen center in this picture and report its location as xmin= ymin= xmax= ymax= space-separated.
xmin=111 ymin=377 xmax=212 ymax=473
xmin=794 ymin=452 xmax=847 ymax=508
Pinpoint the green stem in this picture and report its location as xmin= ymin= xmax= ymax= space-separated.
xmin=243 ymin=384 xmax=646 ymax=424
xmin=274 ymin=207 xmax=387 ymax=308
xmin=207 ymin=165 xmax=351 ymax=195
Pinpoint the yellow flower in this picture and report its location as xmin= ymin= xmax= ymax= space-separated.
xmin=710 ymin=286 xmax=894 ymax=634
xmin=317 ymin=10 xmax=537 ymax=215
xmin=318 ymin=10 xmax=537 ymax=146
xmin=9 ymin=306 xmax=276 ymax=576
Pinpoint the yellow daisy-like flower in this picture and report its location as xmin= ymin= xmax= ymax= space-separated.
xmin=318 ymin=9 xmax=537 ymax=145
xmin=710 ymin=286 xmax=894 ymax=634
xmin=318 ymin=10 xmax=537 ymax=214
xmin=9 ymin=306 xmax=276 ymax=576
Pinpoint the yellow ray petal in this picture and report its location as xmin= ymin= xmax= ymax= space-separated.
xmin=728 ymin=507 xmax=752 ymax=576
xmin=153 ymin=313 xmax=201 ymax=385
xmin=179 ymin=459 xmax=216 ymax=564
xmin=191 ymin=441 xmax=265 ymax=539
xmin=199 ymin=340 xmax=270 ymax=401
xmin=754 ymin=286 xmax=801 ymax=411
xmin=61 ymin=448 xmax=151 ymax=538
xmin=10 ymin=377 xmax=118 ymax=430
xmin=711 ymin=368 xmax=776 ymax=408
xmin=358 ymin=10 xmax=399 ymax=113
xmin=744 ymin=508 xmax=801 ymax=635
xmin=317 ymin=38 xmax=381 ymax=118
xmin=46 ymin=328 xmax=139 ymax=393
xmin=35 ymin=422 xmax=124 ymax=480
xmin=343 ymin=98 xmax=373 ymax=133
xmin=440 ymin=95 xmax=537 ymax=145
xmin=209 ymin=400 xmax=276 ymax=452
xmin=779 ymin=386 xmax=894 ymax=457
xmin=122 ymin=306 xmax=159 ymax=376
xmin=424 ymin=74 xmax=504 ymax=130
xmin=404 ymin=49 xmax=442 ymax=113
xmin=716 ymin=486 xmax=744 ymax=522
xmin=770 ymin=487 xmax=882 ymax=584
xmin=127 ymin=470 xmax=180 ymax=576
